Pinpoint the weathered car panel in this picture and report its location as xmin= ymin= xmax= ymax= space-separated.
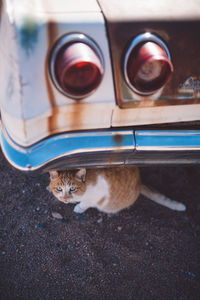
xmin=98 ymin=0 xmax=200 ymax=124
xmin=0 ymin=0 xmax=115 ymax=146
xmin=0 ymin=0 xmax=200 ymax=171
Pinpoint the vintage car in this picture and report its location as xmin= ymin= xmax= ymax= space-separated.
xmin=0 ymin=0 xmax=200 ymax=172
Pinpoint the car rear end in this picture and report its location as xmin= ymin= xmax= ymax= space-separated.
xmin=0 ymin=0 xmax=200 ymax=171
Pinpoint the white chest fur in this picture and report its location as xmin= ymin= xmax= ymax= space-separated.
xmin=72 ymin=174 xmax=110 ymax=212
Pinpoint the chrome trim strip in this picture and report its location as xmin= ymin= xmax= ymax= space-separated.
xmin=0 ymin=129 xmax=135 ymax=171
xmin=1 ymin=129 xmax=200 ymax=172
xmin=136 ymin=131 xmax=200 ymax=137
xmin=136 ymin=147 xmax=200 ymax=151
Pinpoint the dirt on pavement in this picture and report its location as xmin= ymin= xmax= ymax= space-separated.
xmin=0 ymin=150 xmax=200 ymax=300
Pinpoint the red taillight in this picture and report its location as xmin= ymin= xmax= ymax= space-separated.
xmin=124 ymin=34 xmax=173 ymax=95
xmin=50 ymin=35 xmax=104 ymax=99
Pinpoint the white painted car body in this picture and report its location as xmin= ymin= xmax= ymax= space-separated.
xmin=0 ymin=0 xmax=115 ymax=146
xmin=0 ymin=0 xmax=200 ymax=171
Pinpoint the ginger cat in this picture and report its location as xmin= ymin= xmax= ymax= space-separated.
xmin=48 ymin=167 xmax=186 ymax=214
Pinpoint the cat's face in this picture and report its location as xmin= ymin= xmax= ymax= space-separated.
xmin=49 ymin=168 xmax=87 ymax=203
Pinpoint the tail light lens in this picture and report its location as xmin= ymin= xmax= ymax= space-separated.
xmin=50 ymin=34 xmax=104 ymax=99
xmin=124 ymin=33 xmax=173 ymax=95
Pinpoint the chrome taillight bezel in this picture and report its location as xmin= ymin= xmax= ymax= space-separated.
xmin=49 ymin=33 xmax=104 ymax=99
xmin=124 ymin=32 xmax=172 ymax=96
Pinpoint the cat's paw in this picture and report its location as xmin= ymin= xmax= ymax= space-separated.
xmin=73 ymin=204 xmax=87 ymax=214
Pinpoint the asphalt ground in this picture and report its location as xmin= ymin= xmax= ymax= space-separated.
xmin=0 ymin=149 xmax=200 ymax=300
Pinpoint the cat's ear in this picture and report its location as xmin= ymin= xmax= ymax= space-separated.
xmin=75 ymin=168 xmax=86 ymax=183
xmin=49 ymin=170 xmax=58 ymax=181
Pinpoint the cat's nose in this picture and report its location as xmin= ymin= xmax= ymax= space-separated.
xmin=60 ymin=196 xmax=69 ymax=203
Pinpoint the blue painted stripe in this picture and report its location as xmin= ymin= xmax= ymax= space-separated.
xmin=135 ymin=131 xmax=200 ymax=148
xmin=1 ymin=130 xmax=134 ymax=171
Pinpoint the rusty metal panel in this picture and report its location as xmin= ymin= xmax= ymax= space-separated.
xmin=98 ymin=0 xmax=200 ymax=109
xmin=0 ymin=0 xmax=115 ymax=146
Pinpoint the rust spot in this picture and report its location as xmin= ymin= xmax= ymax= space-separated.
xmin=45 ymin=21 xmax=59 ymax=133
xmin=113 ymin=134 xmax=123 ymax=145
xmin=109 ymin=156 xmax=113 ymax=165
xmin=0 ymin=0 xmax=2 ymax=17
xmin=69 ymin=101 xmax=85 ymax=131
xmin=45 ymin=21 xmax=84 ymax=134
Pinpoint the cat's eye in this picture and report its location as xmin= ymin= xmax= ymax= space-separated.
xmin=69 ymin=186 xmax=77 ymax=192
xmin=56 ymin=186 xmax=63 ymax=192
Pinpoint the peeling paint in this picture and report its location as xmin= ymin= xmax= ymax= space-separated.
xmin=45 ymin=21 xmax=58 ymax=133
xmin=20 ymin=18 xmax=39 ymax=55
xmin=7 ymin=74 xmax=14 ymax=99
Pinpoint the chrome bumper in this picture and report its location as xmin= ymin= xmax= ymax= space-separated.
xmin=1 ymin=128 xmax=200 ymax=172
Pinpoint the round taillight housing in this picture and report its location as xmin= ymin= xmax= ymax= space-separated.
xmin=124 ymin=33 xmax=173 ymax=95
xmin=50 ymin=34 xmax=104 ymax=99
